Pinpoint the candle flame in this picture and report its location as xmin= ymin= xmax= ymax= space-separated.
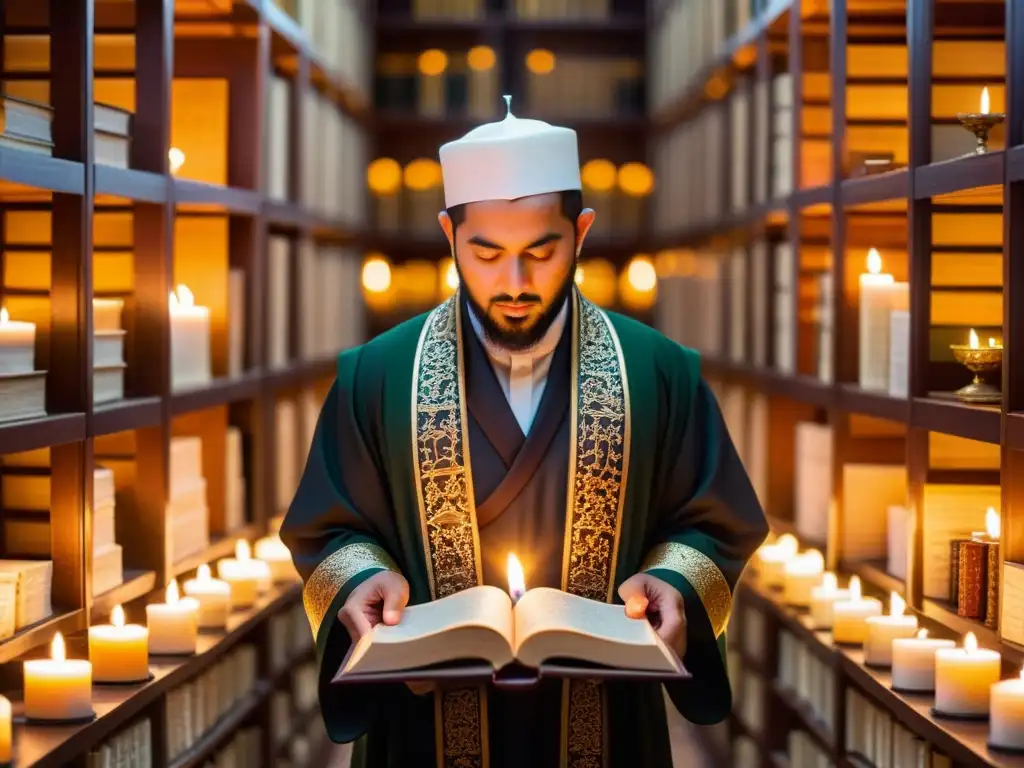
xmin=981 ymin=86 xmax=991 ymax=115
xmin=969 ymin=329 xmax=980 ymax=349
xmin=821 ymin=572 xmax=837 ymax=593
xmin=0 ymin=307 xmax=7 ymax=325
xmin=776 ymin=533 xmax=798 ymax=558
xmin=849 ymin=575 xmax=862 ymax=602
xmin=507 ymin=552 xmax=526 ymax=600
xmin=175 ymin=284 xmax=195 ymax=308
xmin=235 ymin=539 xmax=251 ymax=561
xmin=197 ymin=563 xmax=212 ymax=581
xmin=890 ymin=592 xmax=906 ymax=617
xmin=51 ymin=631 xmax=66 ymax=662
xmin=986 ymin=507 xmax=1001 ymax=539
xmin=917 ymin=628 xmax=929 ymax=639
xmin=964 ymin=631 xmax=978 ymax=653
xmin=866 ymin=248 xmax=882 ymax=275
xmin=990 ymin=337 xmax=998 ymax=348
xmin=166 ymin=578 xmax=180 ymax=604
xmin=112 ymin=604 xmax=125 ymax=628
xmin=168 ymin=147 xmax=186 ymax=174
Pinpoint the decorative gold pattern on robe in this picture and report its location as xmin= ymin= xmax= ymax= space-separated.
xmin=410 ymin=290 xmax=630 ymax=768
xmin=560 ymin=293 xmax=631 ymax=768
xmin=643 ymin=541 xmax=732 ymax=638
xmin=411 ymin=295 xmax=488 ymax=768
xmin=302 ymin=542 xmax=399 ymax=637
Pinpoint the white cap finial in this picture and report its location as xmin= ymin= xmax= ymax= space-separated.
xmin=503 ymin=94 xmax=512 ymax=117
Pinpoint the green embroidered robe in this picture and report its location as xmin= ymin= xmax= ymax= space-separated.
xmin=280 ymin=288 xmax=769 ymax=768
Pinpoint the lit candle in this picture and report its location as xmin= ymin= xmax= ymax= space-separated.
xmin=217 ymin=540 xmax=272 ymax=609
xmin=990 ymin=667 xmax=1024 ymax=751
xmin=782 ymin=549 xmax=825 ymax=607
xmin=23 ymin=632 xmax=93 ymax=722
xmin=0 ymin=306 xmax=36 ymax=374
xmin=92 ymin=298 xmax=124 ymax=333
xmin=508 ymin=552 xmax=526 ymax=605
xmin=981 ymin=86 xmax=991 ymax=115
xmin=864 ymin=592 xmax=919 ymax=667
xmin=831 ymin=576 xmax=883 ymax=645
xmin=809 ymin=572 xmax=849 ymax=629
xmin=88 ymin=604 xmax=150 ymax=683
xmin=0 ymin=695 xmax=11 ymax=763
xmin=972 ymin=507 xmax=1001 ymax=630
xmin=756 ymin=534 xmax=798 ymax=589
xmin=146 ymin=579 xmax=200 ymax=655
xmin=169 ymin=284 xmax=211 ymax=390
xmin=183 ymin=564 xmax=232 ymax=629
xmin=935 ymin=632 xmax=1001 ymax=717
xmin=254 ymin=535 xmax=299 ymax=583
xmin=858 ymin=248 xmax=909 ymax=391
xmin=892 ymin=629 xmax=956 ymax=693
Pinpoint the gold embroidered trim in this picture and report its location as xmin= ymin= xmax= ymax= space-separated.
xmin=301 ymin=542 xmax=398 ymax=637
xmin=561 ymin=292 xmax=631 ymax=768
xmin=411 ymin=294 xmax=488 ymax=768
xmin=643 ymin=541 xmax=733 ymax=638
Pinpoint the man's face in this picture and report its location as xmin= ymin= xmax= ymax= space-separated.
xmin=439 ymin=193 xmax=594 ymax=351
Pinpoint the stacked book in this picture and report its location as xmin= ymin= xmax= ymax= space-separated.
xmin=94 ymin=103 xmax=132 ymax=169
xmin=93 ymin=298 xmax=127 ymax=404
xmin=92 ymin=466 xmax=124 ymax=597
xmin=224 ymin=427 xmax=246 ymax=533
xmin=0 ymin=95 xmax=53 ymax=155
xmin=86 ymin=717 xmax=152 ymax=768
xmin=0 ymin=559 xmax=52 ymax=638
xmin=168 ymin=436 xmax=210 ymax=565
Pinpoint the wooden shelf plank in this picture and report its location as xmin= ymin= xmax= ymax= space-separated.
xmin=90 ymin=570 xmax=159 ymax=618
xmin=836 ymin=384 xmax=910 ymax=422
xmin=169 ymin=374 xmax=262 ymax=416
xmin=0 ymin=148 xmax=85 ymax=195
xmin=94 ymin=166 xmax=168 ymax=204
xmin=0 ymin=610 xmax=85 ymax=665
xmin=840 ymin=168 xmax=910 ymax=205
xmin=0 ymin=414 xmax=87 ymax=454
xmin=169 ymin=525 xmax=261 ymax=580
xmin=92 ymin=397 xmax=163 ymax=437
xmin=172 ymin=179 xmax=262 ymax=215
xmin=843 ymin=559 xmax=905 ymax=595
xmin=912 ymin=396 xmax=1002 ymax=444
xmin=914 ymin=151 xmax=1004 ymax=199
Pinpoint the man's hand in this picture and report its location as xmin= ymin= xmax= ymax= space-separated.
xmin=337 ymin=570 xmax=434 ymax=696
xmin=618 ymin=573 xmax=687 ymax=660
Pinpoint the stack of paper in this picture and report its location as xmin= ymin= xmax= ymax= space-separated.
xmin=167 ymin=437 xmax=210 ymax=565
xmin=92 ymin=297 xmax=127 ymax=404
xmin=224 ymin=428 xmax=246 ymax=533
xmin=0 ymin=559 xmax=52 ymax=634
xmin=92 ymin=466 xmax=123 ymax=596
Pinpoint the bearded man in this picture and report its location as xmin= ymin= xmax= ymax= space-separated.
xmin=280 ymin=98 xmax=769 ymax=768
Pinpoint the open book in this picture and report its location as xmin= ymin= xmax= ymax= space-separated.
xmin=332 ymin=586 xmax=689 ymax=685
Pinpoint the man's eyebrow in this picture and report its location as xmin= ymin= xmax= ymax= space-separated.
xmin=523 ymin=232 xmax=563 ymax=250
xmin=466 ymin=232 xmax=564 ymax=251
xmin=467 ymin=235 xmax=504 ymax=249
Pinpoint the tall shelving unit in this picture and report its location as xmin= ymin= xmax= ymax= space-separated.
xmin=0 ymin=0 xmax=369 ymax=765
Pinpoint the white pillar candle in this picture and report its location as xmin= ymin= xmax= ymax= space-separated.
xmin=891 ymin=629 xmax=956 ymax=692
xmin=0 ymin=694 xmax=10 ymax=763
xmin=88 ymin=604 xmax=150 ymax=683
xmin=809 ymin=573 xmax=849 ymax=629
xmin=783 ymin=549 xmax=825 ymax=607
xmin=858 ymin=248 xmax=909 ymax=391
xmin=169 ymin=284 xmax=212 ymax=390
xmin=864 ymin=592 xmax=919 ymax=667
xmin=146 ymin=579 xmax=200 ymax=655
xmin=935 ymin=632 xmax=1001 ymax=717
xmin=755 ymin=533 xmax=798 ymax=589
xmin=254 ymin=535 xmax=299 ymax=583
xmin=990 ymin=667 xmax=1024 ymax=750
xmin=92 ymin=298 xmax=124 ymax=333
xmin=832 ymin=576 xmax=883 ymax=644
xmin=23 ymin=632 xmax=93 ymax=722
xmin=0 ymin=307 xmax=36 ymax=374
xmin=183 ymin=564 xmax=232 ymax=629
xmin=218 ymin=539 xmax=272 ymax=609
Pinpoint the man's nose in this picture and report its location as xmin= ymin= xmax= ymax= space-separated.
xmin=502 ymin=256 xmax=529 ymax=296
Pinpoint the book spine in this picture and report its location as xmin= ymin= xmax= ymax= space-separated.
xmin=949 ymin=540 xmax=964 ymax=607
xmin=985 ymin=541 xmax=1000 ymax=629
xmin=957 ymin=541 xmax=986 ymax=619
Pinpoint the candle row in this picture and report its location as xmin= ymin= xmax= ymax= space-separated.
xmin=754 ymin=536 xmax=1024 ymax=753
xmin=0 ymin=534 xmax=296 ymax=748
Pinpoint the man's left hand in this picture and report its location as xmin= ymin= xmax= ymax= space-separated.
xmin=618 ymin=573 xmax=687 ymax=659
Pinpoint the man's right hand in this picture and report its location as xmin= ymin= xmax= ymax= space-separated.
xmin=336 ymin=570 xmax=433 ymax=696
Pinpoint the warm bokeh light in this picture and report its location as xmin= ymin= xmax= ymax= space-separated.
xmin=617 ymin=162 xmax=655 ymax=196
xmin=417 ymin=49 xmax=449 ymax=76
xmin=367 ymin=157 xmax=403 ymax=195
xmin=467 ymin=45 xmax=496 ymax=72
xmin=525 ymin=49 xmax=556 ymax=75
xmin=574 ymin=265 xmax=585 ymax=285
xmin=626 ymin=255 xmax=657 ymax=293
xmin=168 ymin=147 xmax=186 ymax=174
xmin=580 ymin=159 xmax=617 ymax=192
xmin=403 ymin=158 xmax=442 ymax=191
xmin=362 ymin=255 xmax=393 ymax=294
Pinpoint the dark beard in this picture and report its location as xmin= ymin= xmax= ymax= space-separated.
xmin=458 ymin=262 xmax=575 ymax=352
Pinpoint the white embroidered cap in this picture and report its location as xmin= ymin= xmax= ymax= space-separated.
xmin=438 ymin=95 xmax=581 ymax=208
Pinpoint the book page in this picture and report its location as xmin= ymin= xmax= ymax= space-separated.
xmin=368 ymin=585 xmax=513 ymax=645
xmin=512 ymin=587 xmax=661 ymax=655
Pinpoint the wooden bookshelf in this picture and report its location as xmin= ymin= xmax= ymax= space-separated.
xmin=0 ymin=0 xmax=367 ymax=765
xmin=650 ymin=0 xmax=1024 ymax=765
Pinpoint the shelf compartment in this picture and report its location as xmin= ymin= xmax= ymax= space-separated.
xmin=842 ymin=559 xmax=905 ymax=595
xmin=912 ymin=396 xmax=1001 ymax=444
xmin=92 ymin=397 xmax=163 ymax=437
xmin=169 ymin=524 xmax=261 ymax=580
xmin=0 ymin=147 xmax=85 ymax=195
xmin=915 ymin=151 xmax=1004 ymax=200
xmin=169 ymin=374 xmax=262 ymax=415
xmin=91 ymin=569 xmax=158 ymax=618
xmin=840 ymin=169 xmax=909 ymax=206
xmin=836 ymin=384 xmax=910 ymax=423
xmin=919 ymin=599 xmax=1024 ymax=668
xmin=0 ymin=414 xmax=87 ymax=454
xmin=168 ymin=684 xmax=268 ymax=768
